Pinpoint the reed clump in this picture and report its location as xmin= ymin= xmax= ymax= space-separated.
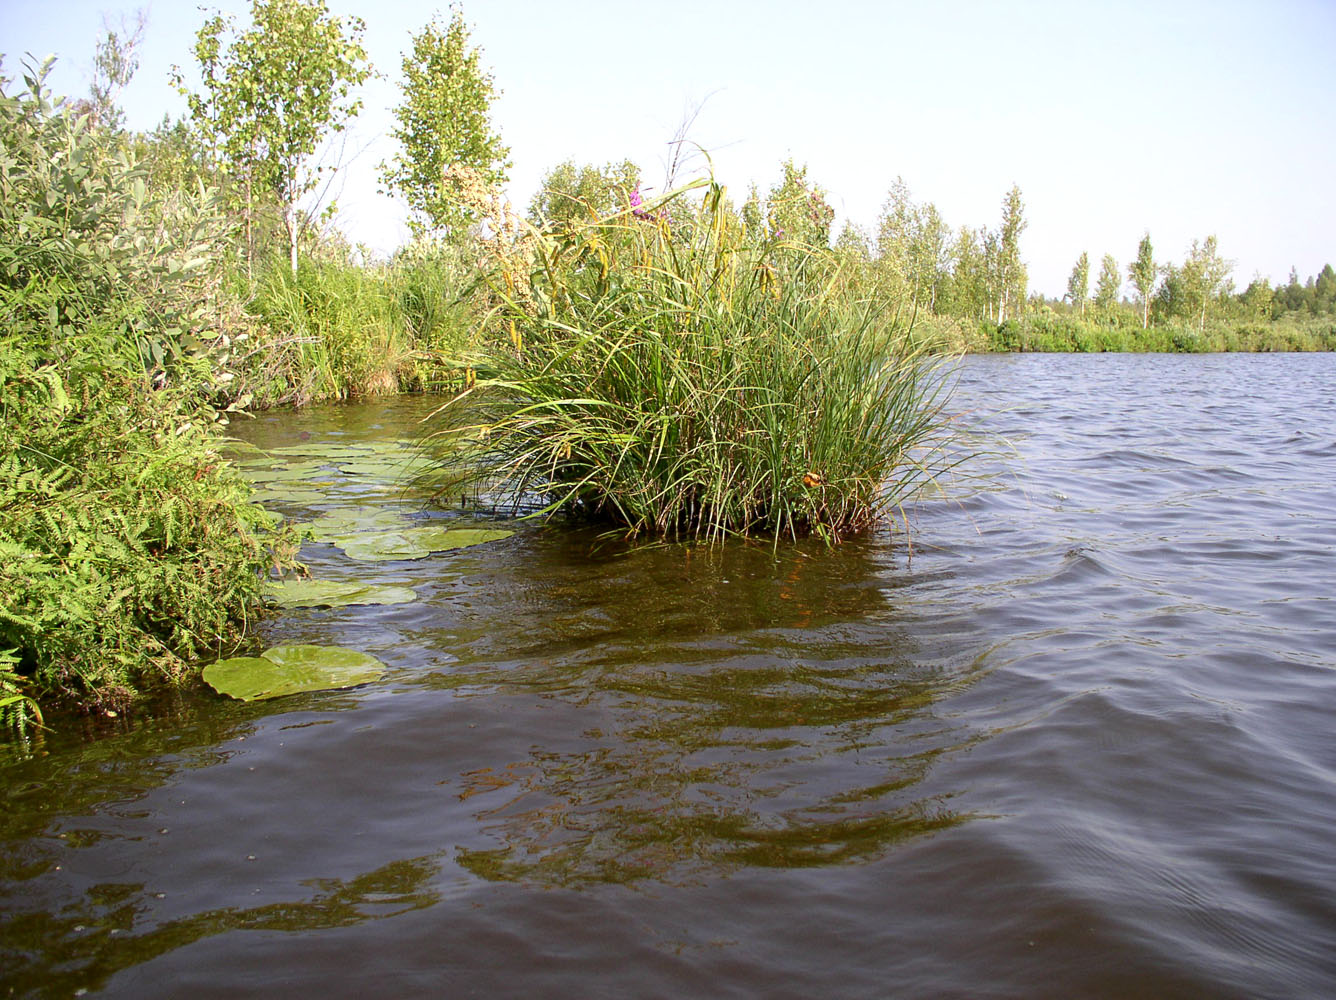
xmin=422 ymin=176 xmax=959 ymax=542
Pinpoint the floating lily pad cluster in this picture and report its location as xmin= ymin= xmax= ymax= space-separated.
xmin=233 ymin=433 xmax=516 ymax=571
xmin=214 ymin=432 xmax=518 ymax=705
xmin=227 ymin=437 xmax=434 ymax=505
xmin=204 ymin=644 xmax=386 ymax=701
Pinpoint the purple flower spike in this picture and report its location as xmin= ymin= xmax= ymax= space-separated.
xmin=630 ymin=186 xmax=649 ymax=218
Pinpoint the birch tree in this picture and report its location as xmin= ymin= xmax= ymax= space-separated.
xmin=996 ymin=185 xmax=1027 ymax=323
xmin=1066 ymin=251 xmax=1089 ymax=315
xmin=1180 ymin=235 xmax=1233 ymax=332
xmin=1094 ymin=254 xmax=1120 ymax=310
xmin=380 ymin=7 xmax=510 ymax=238
xmin=175 ymin=0 xmax=371 ymax=274
xmin=1128 ymin=233 xmax=1158 ymax=328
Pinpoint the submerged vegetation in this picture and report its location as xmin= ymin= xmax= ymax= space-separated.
xmin=2 ymin=0 xmax=1331 ymax=725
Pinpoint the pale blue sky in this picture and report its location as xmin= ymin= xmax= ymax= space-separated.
xmin=5 ymin=0 xmax=1334 ymax=295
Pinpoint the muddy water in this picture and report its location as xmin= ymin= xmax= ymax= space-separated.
xmin=3 ymin=353 xmax=1335 ymax=998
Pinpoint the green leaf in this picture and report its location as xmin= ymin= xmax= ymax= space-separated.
xmin=336 ymin=458 xmax=426 ymax=478
xmin=203 ymin=645 xmax=385 ymax=701
xmin=335 ymin=531 xmax=432 ymax=562
xmin=265 ymin=578 xmax=417 ymax=608
xmin=252 ymin=486 xmax=328 ymax=504
xmin=334 ymin=526 xmax=512 ymax=562
xmin=267 ymin=441 xmax=380 ymax=458
xmin=405 ymin=526 xmax=514 ymax=551
xmin=306 ymin=508 xmax=415 ymax=539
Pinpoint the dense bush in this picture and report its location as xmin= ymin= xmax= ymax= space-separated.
xmin=0 ymin=61 xmax=296 ymax=721
xmin=981 ymin=309 xmax=1334 ymax=354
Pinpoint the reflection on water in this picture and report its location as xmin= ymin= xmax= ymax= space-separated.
xmin=4 ymin=355 xmax=1336 ymax=998
xmin=414 ymin=535 xmax=983 ymax=887
xmin=2 ymin=855 xmax=443 ymax=997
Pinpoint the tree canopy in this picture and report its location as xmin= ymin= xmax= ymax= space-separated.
xmin=174 ymin=0 xmax=371 ymax=273
xmin=380 ymin=7 xmax=510 ymax=239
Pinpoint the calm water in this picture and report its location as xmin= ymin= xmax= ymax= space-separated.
xmin=3 ymin=353 xmax=1335 ymax=998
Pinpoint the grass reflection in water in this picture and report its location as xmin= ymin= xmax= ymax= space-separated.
xmin=1 ymin=855 xmax=444 ymax=997
xmin=417 ymin=537 xmax=986 ymax=888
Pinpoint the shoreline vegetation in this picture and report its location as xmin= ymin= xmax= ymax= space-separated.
xmin=3 ymin=1 xmax=1333 ymax=725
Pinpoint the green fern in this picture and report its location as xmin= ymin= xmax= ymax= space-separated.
xmin=0 ymin=60 xmax=301 ymax=723
xmin=0 ymin=649 xmax=41 ymax=734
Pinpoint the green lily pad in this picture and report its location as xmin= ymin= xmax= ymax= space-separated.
xmin=334 ymin=525 xmax=513 ymax=562
xmin=336 ymin=531 xmax=433 ymax=562
xmin=336 ymin=458 xmax=427 ymax=478
xmin=253 ymin=487 xmax=329 ymax=504
xmin=223 ymin=441 xmax=270 ymax=460
xmin=306 ymin=508 xmax=416 ymax=540
xmin=243 ymin=462 xmax=334 ymax=484
xmin=265 ymin=579 xmax=418 ymax=608
xmin=203 ymin=645 xmax=385 ymax=701
xmin=406 ymin=526 xmax=514 ymax=551
xmin=268 ymin=442 xmax=378 ymax=459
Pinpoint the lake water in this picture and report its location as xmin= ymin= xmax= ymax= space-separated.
xmin=3 ymin=353 xmax=1334 ymax=998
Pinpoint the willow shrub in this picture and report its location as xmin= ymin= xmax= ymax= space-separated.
xmin=422 ymin=180 xmax=959 ymax=542
xmin=0 ymin=60 xmax=297 ymax=721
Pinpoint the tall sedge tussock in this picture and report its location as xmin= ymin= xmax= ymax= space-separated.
xmin=421 ymin=175 xmax=960 ymax=543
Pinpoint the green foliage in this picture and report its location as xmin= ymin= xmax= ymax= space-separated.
xmin=0 ymin=648 xmax=42 ymax=735
xmin=245 ymin=241 xmax=477 ymax=404
xmin=875 ymin=177 xmax=951 ymax=312
xmin=942 ymin=225 xmax=989 ymax=320
xmin=174 ymin=0 xmax=372 ymax=273
xmin=381 ymin=6 xmax=510 ymax=238
xmin=981 ymin=307 xmax=1334 ymax=354
xmin=0 ymin=58 xmax=298 ymax=718
xmin=424 ymin=178 xmax=958 ymax=543
xmin=1270 ymin=264 xmax=1336 ymax=317
xmin=759 ymin=159 xmax=835 ymax=248
xmin=1129 ymin=232 xmax=1158 ymax=328
xmin=995 ymin=185 xmax=1027 ymax=323
xmin=249 ymin=255 xmax=407 ymax=401
xmin=388 ymin=239 xmax=481 ymax=385
xmin=1094 ymin=253 xmax=1121 ymax=310
xmin=1066 ymin=251 xmax=1089 ymax=315
xmin=1178 ymin=235 xmax=1233 ymax=332
xmin=97 ymin=12 xmax=145 ymax=123
xmin=527 ymin=159 xmax=641 ymax=229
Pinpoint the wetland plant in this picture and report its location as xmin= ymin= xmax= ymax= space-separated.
xmin=0 ymin=61 xmax=298 ymax=720
xmin=422 ymin=175 xmax=959 ymax=542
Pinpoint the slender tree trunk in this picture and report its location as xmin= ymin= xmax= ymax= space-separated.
xmin=286 ymin=204 xmax=299 ymax=275
xmin=244 ymin=170 xmax=254 ymax=283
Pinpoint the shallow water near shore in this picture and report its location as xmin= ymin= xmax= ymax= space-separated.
xmin=3 ymin=353 xmax=1335 ymax=998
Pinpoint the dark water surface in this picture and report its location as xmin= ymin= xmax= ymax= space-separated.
xmin=3 ymin=354 xmax=1335 ymax=998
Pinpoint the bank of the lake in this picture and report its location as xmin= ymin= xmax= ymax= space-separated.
xmin=2 ymin=352 xmax=1333 ymax=998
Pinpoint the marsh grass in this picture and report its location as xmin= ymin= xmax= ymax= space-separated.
xmin=249 ymin=258 xmax=408 ymax=402
xmin=421 ymin=180 xmax=961 ymax=542
xmin=244 ymin=244 xmax=478 ymax=404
